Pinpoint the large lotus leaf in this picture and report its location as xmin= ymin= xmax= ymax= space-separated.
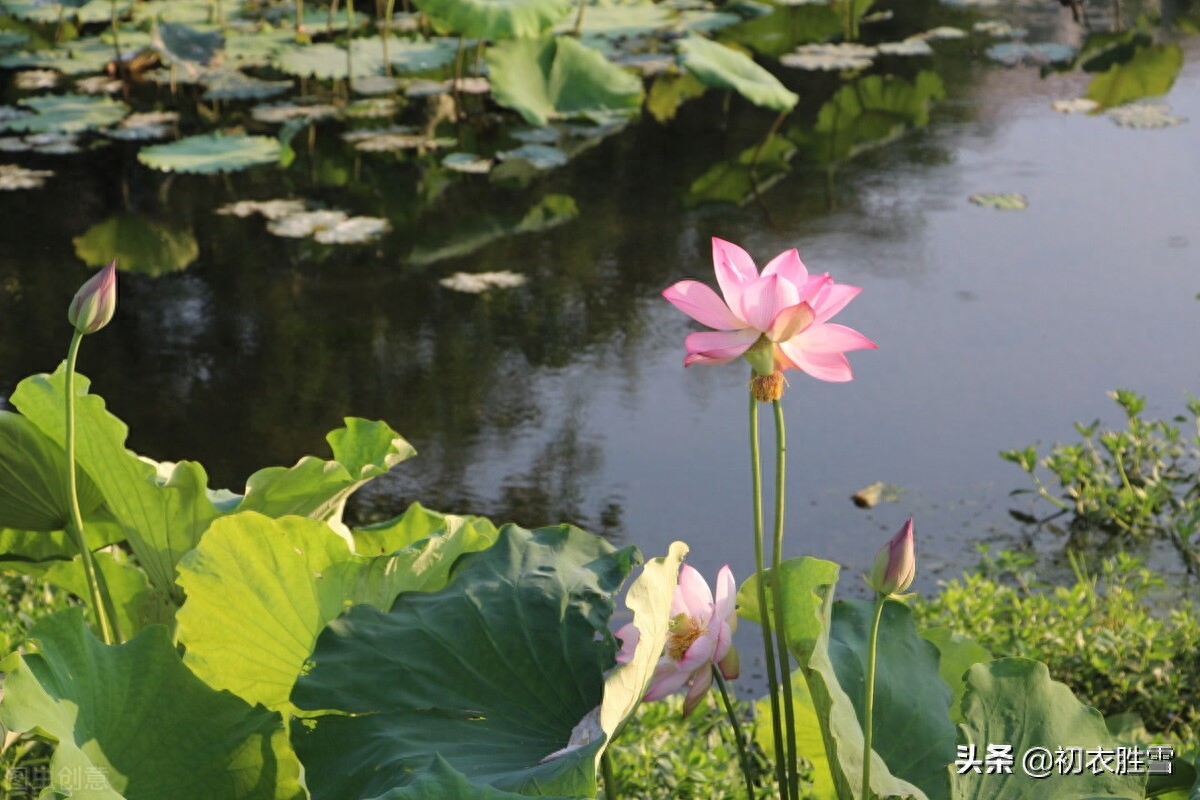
xmin=646 ymin=71 xmax=707 ymax=123
xmin=0 ymin=519 xmax=124 ymax=566
xmin=2 ymin=93 xmax=128 ymax=133
xmin=0 ymin=35 xmax=117 ymax=73
xmin=598 ymin=541 xmax=686 ymax=751
xmin=175 ymin=510 xmax=497 ymax=714
xmin=10 ymin=367 xmax=222 ymax=600
xmin=151 ymin=19 xmax=224 ymax=73
xmin=738 ymin=558 xmax=928 ymax=800
xmin=757 ymin=670 xmax=837 ymax=799
xmin=201 ymin=70 xmax=294 ymax=101
xmin=949 ymin=659 xmax=1146 ymax=799
xmin=351 ymin=501 xmax=497 ymax=556
xmin=921 ymin=627 xmax=991 ymax=724
xmin=274 ymin=37 xmax=457 ymax=79
xmin=487 ymin=35 xmax=644 ymax=126
xmin=0 ymin=0 xmax=132 ymax=23
xmin=829 ymin=600 xmax=956 ymax=800
xmin=73 ymin=214 xmax=200 ymax=276
xmin=290 ymin=524 xmax=640 ymax=799
xmin=677 ymin=34 xmax=797 ymax=112
xmin=418 ymin=0 xmax=571 ymax=39
xmin=138 ymin=133 xmax=283 ymax=173
xmin=0 ymin=410 xmax=103 ymax=531
xmin=43 ymin=550 xmax=174 ymax=636
xmin=0 ymin=609 xmax=304 ymax=799
xmin=234 ymin=418 xmax=415 ymax=538
xmin=566 ymin=1 xmax=677 ymax=40
xmin=1085 ymin=43 xmax=1183 ymax=109
xmin=684 ymin=134 xmax=795 ymax=207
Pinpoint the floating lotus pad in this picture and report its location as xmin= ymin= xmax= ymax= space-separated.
xmin=201 ymin=71 xmax=294 ymax=101
xmin=313 ymin=217 xmax=389 ymax=244
xmin=251 ymin=102 xmax=339 ymax=124
xmin=20 ymin=131 xmax=82 ymax=154
xmin=1105 ymin=102 xmax=1186 ymax=128
xmin=877 ymin=39 xmax=934 ymax=56
xmin=138 ymin=133 xmax=283 ymax=173
xmin=75 ymin=76 xmax=123 ymax=95
xmin=418 ymin=0 xmax=572 ymax=39
xmin=1051 ymin=98 xmax=1099 ymax=114
xmin=439 ymin=271 xmax=527 ymax=292
xmin=0 ymin=37 xmax=117 ymax=75
xmin=780 ymin=43 xmax=876 ymax=71
xmin=15 ymin=70 xmax=59 ymax=90
xmin=267 ymin=210 xmax=348 ymax=237
xmin=2 ymin=94 xmax=129 ymax=134
xmin=151 ymin=19 xmax=224 ymax=72
xmin=678 ymin=34 xmax=797 ymax=112
xmin=442 ymin=152 xmax=492 ymax=173
xmin=0 ymin=164 xmax=54 ymax=190
xmin=274 ymin=37 xmax=458 ymax=80
xmin=986 ymin=42 xmax=1075 ymax=67
xmin=968 ymin=193 xmax=1027 ymax=210
xmin=497 ymin=143 xmax=568 ymax=169
xmin=345 ymin=98 xmax=400 ymax=119
xmin=350 ymin=76 xmax=400 ymax=96
xmin=216 ymin=198 xmax=309 ymax=219
xmin=1 ymin=0 xmax=133 ymax=23
xmin=972 ymin=20 xmax=1024 ymax=37
xmin=911 ymin=26 xmax=967 ymax=40
xmin=104 ymin=112 xmax=180 ymax=141
xmin=353 ymin=133 xmax=455 ymax=152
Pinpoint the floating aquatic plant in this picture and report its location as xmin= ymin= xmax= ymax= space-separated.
xmin=968 ymin=193 xmax=1028 ymax=210
xmin=2 ymin=94 xmax=129 ymax=135
xmin=876 ymin=39 xmax=934 ymax=57
xmin=985 ymin=42 xmax=1075 ymax=67
xmin=215 ymin=198 xmax=308 ymax=219
xmin=438 ymin=270 xmax=528 ymax=293
xmin=138 ymin=133 xmax=283 ymax=173
xmin=442 ymin=152 xmax=493 ymax=174
xmin=250 ymin=101 xmax=339 ymax=124
xmin=14 ymin=70 xmax=60 ymax=90
xmin=1051 ymin=98 xmax=1099 ymax=114
xmin=0 ymin=164 xmax=54 ymax=190
xmin=1105 ymin=102 xmax=1186 ymax=128
xmin=780 ymin=43 xmax=876 ymax=71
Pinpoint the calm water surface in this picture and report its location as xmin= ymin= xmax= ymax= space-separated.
xmin=1 ymin=2 xmax=1198 ymax=622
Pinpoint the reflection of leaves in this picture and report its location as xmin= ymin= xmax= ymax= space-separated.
xmin=677 ymin=34 xmax=798 ymax=112
xmin=408 ymin=194 xmax=578 ymax=265
xmin=1085 ymin=43 xmax=1183 ymax=109
xmin=74 ymin=215 xmax=200 ymax=276
xmin=795 ymin=71 xmax=945 ymax=167
xmin=646 ymin=71 xmax=707 ymax=123
xmin=684 ymin=135 xmax=796 ymax=208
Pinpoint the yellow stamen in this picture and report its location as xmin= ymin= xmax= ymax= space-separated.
xmin=666 ymin=614 xmax=703 ymax=662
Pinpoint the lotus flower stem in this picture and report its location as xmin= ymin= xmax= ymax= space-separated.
xmin=770 ymin=399 xmax=799 ymax=799
xmin=860 ymin=593 xmax=886 ymax=800
xmin=750 ymin=395 xmax=788 ymax=800
xmin=573 ymin=0 xmax=587 ymax=36
xmin=601 ymin=750 xmax=618 ymax=800
xmin=64 ymin=332 xmax=120 ymax=645
xmin=713 ymin=665 xmax=757 ymax=800
xmin=382 ymin=0 xmax=397 ymax=77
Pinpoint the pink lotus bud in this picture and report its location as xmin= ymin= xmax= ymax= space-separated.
xmin=68 ymin=259 xmax=117 ymax=335
xmin=867 ymin=519 xmax=915 ymax=596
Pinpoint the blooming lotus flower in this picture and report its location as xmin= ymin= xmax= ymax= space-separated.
xmin=67 ymin=259 xmax=117 ymax=335
xmin=867 ymin=519 xmax=916 ymax=596
xmin=628 ymin=564 xmax=739 ymax=717
xmin=662 ymin=238 xmax=875 ymax=382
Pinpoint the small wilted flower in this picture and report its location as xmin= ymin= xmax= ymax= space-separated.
xmin=67 ymin=259 xmax=117 ymax=335
xmin=867 ymin=519 xmax=916 ymax=596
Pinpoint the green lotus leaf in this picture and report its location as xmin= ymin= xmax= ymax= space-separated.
xmin=2 ymin=93 xmax=128 ymax=134
xmin=10 ymin=368 xmax=222 ymax=600
xmin=647 ymin=71 xmax=707 ymax=122
xmin=920 ymin=627 xmax=991 ymax=723
xmin=950 ymin=659 xmax=1147 ymax=799
xmin=43 ymin=549 xmax=175 ymax=636
xmin=1086 ymin=43 xmax=1183 ymax=109
xmin=224 ymin=28 xmax=297 ymax=67
xmin=133 ymin=0 xmax=235 ymax=23
xmin=138 ymin=133 xmax=283 ymax=173
xmin=487 ymin=35 xmax=644 ymax=126
xmin=290 ymin=524 xmax=640 ymax=799
xmin=176 ymin=509 xmax=498 ymax=714
xmin=0 ymin=0 xmax=132 ymax=23
xmin=0 ymin=609 xmax=304 ymax=800
xmin=720 ymin=4 xmax=842 ymax=57
xmin=418 ymin=0 xmax=572 ymax=39
xmin=0 ymin=519 xmax=123 ymax=566
xmin=0 ymin=36 xmax=117 ymax=74
xmin=351 ymin=501 xmax=497 ymax=556
xmin=201 ymin=70 xmax=293 ymax=101
xmin=566 ymin=1 xmax=677 ymax=40
xmin=677 ymin=34 xmax=797 ymax=112
xmin=684 ymin=134 xmax=795 ymax=207
xmin=757 ymin=670 xmax=837 ymax=800
xmin=0 ymin=410 xmax=103 ymax=531
xmin=73 ymin=214 xmax=200 ymax=276
xmin=274 ymin=37 xmax=457 ymax=79
xmin=151 ymin=19 xmax=224 ymax=71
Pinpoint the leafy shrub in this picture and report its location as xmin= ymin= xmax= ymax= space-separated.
xmin=913 ymin=548 xmax=1200 ymax=741
xmin=1001 ymin=390 xmax=1200 ymax=572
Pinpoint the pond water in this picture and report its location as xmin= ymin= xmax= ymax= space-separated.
xmin=1 ymin=0 xmax=1198 ymax=620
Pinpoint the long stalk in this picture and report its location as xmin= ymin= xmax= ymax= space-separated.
xmin=601 ymin=750 xmax=618 ymax=800
xmin=381 ymin=0 xmax=397 ymax=77
xmin=572 ymin=0 xmax=587 ymax=36
xmin=860 ymin=594 xmax=886 ymax=800
xmin=714 ymin=666 xmax=758 ymax=800
xmin=65 ymin=333 xmax=120 ymax=645
xmin=770 ymin=399 xmax=798 ymax=799
xmin=750 ymin=394 xmax=787 ymax=800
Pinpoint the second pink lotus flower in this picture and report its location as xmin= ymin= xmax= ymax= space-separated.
xmin=662 ymin=238 xmax=875 ymax=382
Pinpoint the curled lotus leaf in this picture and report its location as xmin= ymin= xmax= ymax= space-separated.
xmin=677 ymin=34 xmax=798 ymax=112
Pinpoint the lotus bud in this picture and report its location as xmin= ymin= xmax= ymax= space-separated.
xmin=867 ymin=519 xmax=916 ymax=596
xmin=68 ymin=259 xmax=117 ymax=335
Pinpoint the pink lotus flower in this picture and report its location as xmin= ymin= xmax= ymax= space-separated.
xmin=867 ymin=518 xmax=916 ymax=596
xmin=662 ymin=238 xmax=875 ymax=382
xmin=617 ymin=564 xmax=740 ymax=717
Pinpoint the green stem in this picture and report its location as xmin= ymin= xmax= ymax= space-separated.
xmin=572 ymin=0 xmax=587 ymax=36
xmin=770 ymin=399 xmax=798 ymax=800
xmin=381 ymin=0 xmax=396 ymax=77
xmin=750 ymin=394 xmax=787 ymax=800
xmin=65 ymin=333 xmax=120 ymax=645
xmin=861 ymin=594 xmax=886 ymax=800
xmin=714 ymin=666 xmax=758 ymax=800
xmin=601 ymin=750 xmax=618 ymax=800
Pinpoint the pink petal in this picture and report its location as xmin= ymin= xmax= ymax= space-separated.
xmin=767 ymin=302 xmax=815 ymax=343
xmin=644 ymin=663 xmax=691 ymax=702
xmin=796 ymin=273 xmax=833 ymax=305
xmin=811 ymin=283 xmax=862 ymax=323
xmin=760 ymin=248 xmax=808 ymax=287
xmin=614 ymin=622 xmax=639 ymax=665
xmin=711 ymin=565 xmax=737 ymax=625
xmin=682 ymin=666 xmax=714 ymax=717
xmin=778 ymin=346 xmax=855 ymax=382
xmin=739 ymin=274 xmax=800 ymax=333
xmin=677 ymin=631 xmax=718 ymax=674
xmin=792 ymin=323 xmax=877 ymax=354
xmin=713 ymin=621 xmax=734 ymax=665
xmin=676 ymin=564 xmax=713 ymax=614
xmin=662 ymin=281 xmax=745 ymax=330
xmin=711 ymin=238 xmax=759 ymax=316
xmin=683 ymin=328 xmax=759 ymax=366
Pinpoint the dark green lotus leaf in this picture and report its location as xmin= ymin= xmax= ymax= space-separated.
xmin=176 ymin=510 xmax=498 ymax=714
xmin=487 ymin=35 xmax=644 ymax=126
xmin=73 ymin=214 xmax=200 ymax=276
xmin=1078 ymin=29 xmax=1152 ymax=73
xmin=684 ymin=134 xmax=795 ymax=207
xmin=10 ymin=368 xmax=222 ymax=600
xmin=920 ymin=627 xmax=990 ymax=723
xmin=677 ymin=34 xmax=797 ymax=112
xmin=0 ymin=609 xmax=304 ymax=800
xmin=290 ymin=524 xmax=640 ymax=799
xmin=950 ymin=659 xmax=1146 ymax=800
xmin=407 ymin=193 xmax=577 ymax=265
xmin=151 ymin=19 xmax=224 ymax=70
xmin=2 ymin=93 xmax=128 ymax=133
xmin=418 ymin=0 xmax=571 ymax=39
xmin=138 ymin=133 xmax=283 ymax=173
xmin=202 ymin=70 xmax=294 ymax=101
xmin=720 ymin=4 xmax=843 ymax=57
xmin=0 ymin=35 xmax=116 ymax=74
xmin=647 ymin=71 xmax=709 ymax=122
xmin=1086 ymin=43 xmax=1183 ymax=109
xmin=0 ymin=410 xmax=103 ymax=531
